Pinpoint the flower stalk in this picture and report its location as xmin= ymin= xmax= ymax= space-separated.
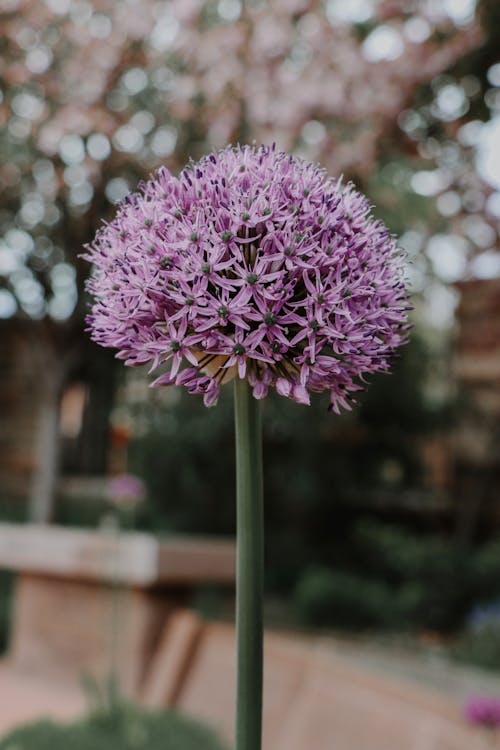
xmin=234 ymin=376 xmax=264 ymax=750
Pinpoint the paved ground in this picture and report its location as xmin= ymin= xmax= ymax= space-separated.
xmin=1 ymin=632 xmax=500 ymax=747
xmin=173 ymin=625 xmax=500 ymax=750
xmin=0 ymin=661 xmax=85 ymax=736
xmin=319 ymin=634 xmax=500 ymax=702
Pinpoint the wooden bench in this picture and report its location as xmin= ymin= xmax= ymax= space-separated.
xmin=0 ymin=522 xmax=235 ymax=697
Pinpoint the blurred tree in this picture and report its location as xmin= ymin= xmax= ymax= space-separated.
xmin=126 ymin=333 xmax=441 ymax=597
xmin=0 ymin=0 xmax=495 ymax=521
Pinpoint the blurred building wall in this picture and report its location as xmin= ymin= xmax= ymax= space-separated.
xmin=455 ymin=279 xmax=500 ymax=419
xmin=453 ymin=278 xmax=500 ymax=534
xmin=0 ymin=320 xmax=41 ymax=501
xmin=0 ymin=319 xmax=115 ymax=511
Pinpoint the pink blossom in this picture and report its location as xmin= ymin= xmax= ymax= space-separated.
xmin=464 ymin=696 xmax=500 ymax=729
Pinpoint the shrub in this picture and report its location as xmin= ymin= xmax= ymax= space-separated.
xmin=352 ymin=521 xmax=472 ymax=631
xmin=471 ymin=543 xmax=500 ymax=603
xmin=450 ymin=601 xmax=500 ymax=672
xmin=0 ymin=704 xmax=227 ymax=750
xmin=294 ymin=566 xmax=396 ymax=630
xmin=451 ymin=623 xmax=500 ymax=672
xmin=292 ymin=520 xmax=479 ymax=633
xmin=0 ymin=571 xmax=14 ymax=655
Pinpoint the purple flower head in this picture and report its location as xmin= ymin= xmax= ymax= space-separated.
xmin=85 ymin=144 xmax=410 ymax=410
xmin=108 ymin=473 xmax=146 ymax=504
xmin=464 ymin=696 xmax=500 ymax=729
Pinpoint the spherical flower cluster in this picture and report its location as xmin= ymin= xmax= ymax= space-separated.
xmin=85 ymin=144 xmax=409 ymax=411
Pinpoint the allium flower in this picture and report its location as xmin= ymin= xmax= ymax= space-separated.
xmin=464 ymin=696 xmax=500 ymax=728
xmin=85 ymin=144 xmax=409 ymax=411
xmin=107 ymin=473 xmax=146 ymax=504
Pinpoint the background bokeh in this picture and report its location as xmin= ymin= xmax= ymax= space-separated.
xmin=1 ymin=0 xmax=500 ymax=674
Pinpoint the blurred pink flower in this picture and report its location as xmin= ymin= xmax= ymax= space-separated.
xmin=108 ymin=474 xmax=146 ymax=504
xmin=464 ymin=695 xmax=500 ymax=729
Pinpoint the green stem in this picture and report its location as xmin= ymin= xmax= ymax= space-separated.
xmin=234 ymin=377 xmax=264 ymax=750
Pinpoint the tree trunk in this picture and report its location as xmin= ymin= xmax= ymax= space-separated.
xmin=28 ymin=384 xmax=62 ymax=524
xmin=27 ymin=325 xmax=76 ymax=525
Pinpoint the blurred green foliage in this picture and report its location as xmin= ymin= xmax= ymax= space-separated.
xmin=0 ymin=572 xmax=14 ymax=654
xmin=127 ymin=335 xmax=447 ymax=590
xmin=293 ymin=521 xmax=500 ymax=634
xmin=294 ymin=567 xmax=396 ymax=630
xmin=0 ymin=704 xmax=227 ymax=750
xmin=452 ymin=624 xmax=500 ymax=672
xmin=470 ymin=543 xmax=500 ymax=602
